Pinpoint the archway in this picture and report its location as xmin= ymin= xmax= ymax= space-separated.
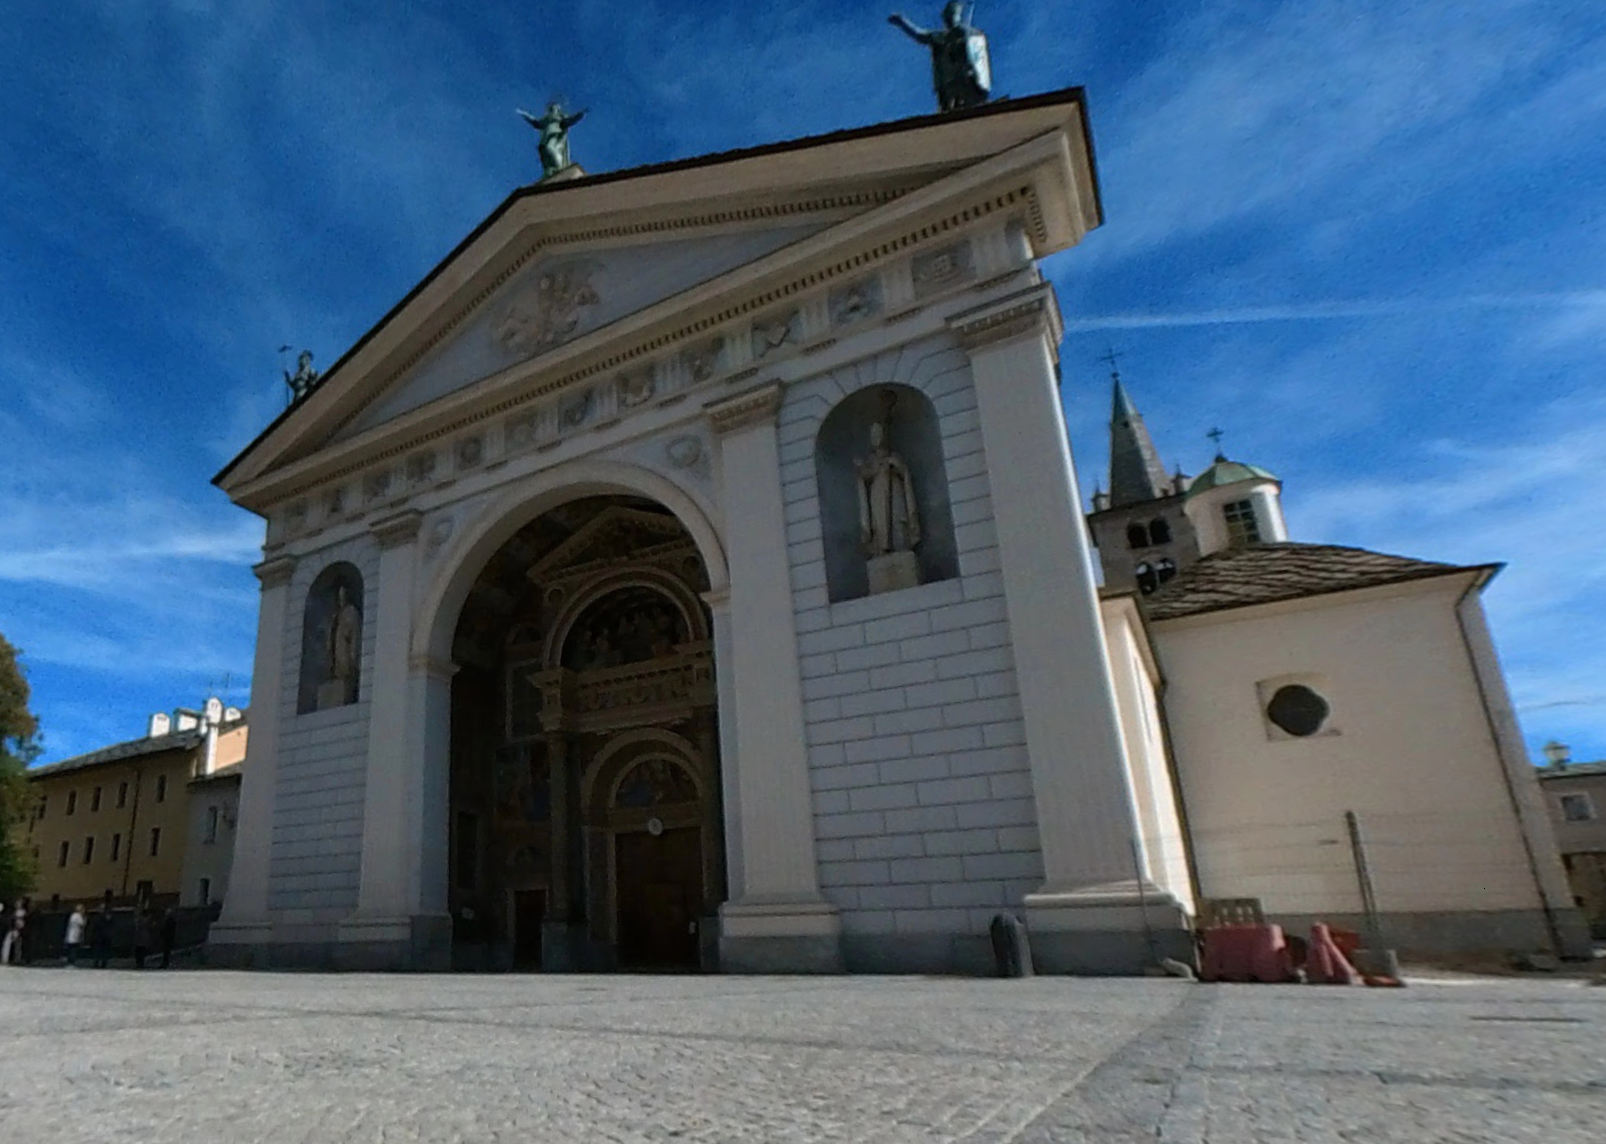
xmin=443 ymin=494 xmax=723 ymax=972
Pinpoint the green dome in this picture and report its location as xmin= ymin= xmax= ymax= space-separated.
xmin=1184 ymin=458 xmax=1279 ymax=499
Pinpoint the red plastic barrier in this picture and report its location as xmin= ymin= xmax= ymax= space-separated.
xmin=1306 ymin=923 xmax=1361 ymax=985
xmin=1200 ymin=925 xmax=1298 ymax=983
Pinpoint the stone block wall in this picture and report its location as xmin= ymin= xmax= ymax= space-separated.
xmin=777 ymin=337 xmax=1043 ymax=967
xmin=267 ymin=538 xmax=379 ymax=918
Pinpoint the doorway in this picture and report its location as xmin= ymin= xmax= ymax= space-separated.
xmin=615 ymin=827 xmax=703 ymax=969
xmin=512 ymin=889 xmax=546 ymax=970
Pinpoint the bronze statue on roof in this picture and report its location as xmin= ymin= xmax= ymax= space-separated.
xmin=888 ymin=2 xmax=992 ymax=113
xmin=518 ymin=101 xmax=587 ymax=181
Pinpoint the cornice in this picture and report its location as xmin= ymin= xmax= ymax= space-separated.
xmin=253 ymin=555 xmax=297 ymax=589
xmin=370 ymin=510 xmax=424 ymax=549
xmin=705 ymin=383 xmax=784 ymax=436
xmin=949 ymin=282 xmax=1064 ymax=354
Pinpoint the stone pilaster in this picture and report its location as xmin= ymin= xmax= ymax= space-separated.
xmin=337 ymin=511 xmax=452 ymax=969
xmin=210 ymin=554 xmax=296 ymax=965
xmin=705 ymin=383 xmax=842 ymax=973
xmin=951 ymin=285 xmax=1191 ymax=973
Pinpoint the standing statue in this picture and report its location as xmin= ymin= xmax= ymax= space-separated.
xmin=518 ymin=101 xmax=587 ymax=180
xmin=282 ymin=349 xmax=319 ymax=403
xmin=856 ymin=393 xmax=923 ymax=594
xmin=325 ymin=584 xmax=362 ymax=706
xmin=888 ymin=3 xmax=992 ymax=113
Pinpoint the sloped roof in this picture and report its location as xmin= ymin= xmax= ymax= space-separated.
xmin=1143 ymin=542 xmax=1492 ymax=621
xmin=27 ymin=713 xmax=250 ymax=781
xmin=28 ymin=730 xmax=205 ymax=780
xmin=1537 ymin=761 xmax=1606 ymax=781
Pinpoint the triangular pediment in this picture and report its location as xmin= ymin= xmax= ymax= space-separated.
xmin=334 ymin=223 xmax=829 ymax=444
xmin=527 ymin=506 xmax=694 ymax=585
xmin=216 ymin=90 xmax=1102 ymax=508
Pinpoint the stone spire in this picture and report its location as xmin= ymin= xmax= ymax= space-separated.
xmin=1108 ymin=379 xmax=1172 ymax=508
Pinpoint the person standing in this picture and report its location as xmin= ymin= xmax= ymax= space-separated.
xmin=132 ymin=903 xmax=151 ymax=970
xmin=91 ymin=895 xmax=114 ymax=969
xmin=1 ymin=899 xmax=27 ymax=965
xmin=158 ymin=908 xmax=177 ymax=970
xmin=64 ymin=904 xmax=87 ymax=967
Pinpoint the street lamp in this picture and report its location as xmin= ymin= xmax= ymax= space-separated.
xmin=1542 ymin=740 xmax=1571 ymax=768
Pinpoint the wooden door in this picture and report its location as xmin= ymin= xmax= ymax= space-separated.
xmin=512 ymin=889 xmax=546 ymax=970
xmin=615 ymin=827 xmax=702 ymax=969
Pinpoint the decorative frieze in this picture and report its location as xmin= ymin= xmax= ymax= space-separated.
xmin=706 ymin=383 xmax=784 ymax=437
xmin=949 ymin=282 xmax=1063 ymax=354
xmin=370 ymin=510 xmax=423 ymax=549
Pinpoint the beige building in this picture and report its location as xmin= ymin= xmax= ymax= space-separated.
xmin=18 ymin=701 xmax=246 ymax=908
xmin=1089 ymin=381 xmax=1587 ymax=959
xmin=1536 ymin=755 xmax=1606 ymax=937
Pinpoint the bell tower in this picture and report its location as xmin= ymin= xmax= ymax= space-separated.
xmin=1086 ymin=375 xmax=1198 ymax=594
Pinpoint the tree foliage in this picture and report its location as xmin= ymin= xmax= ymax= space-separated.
xmin=0 ymin=634 xmax=40 ymax=903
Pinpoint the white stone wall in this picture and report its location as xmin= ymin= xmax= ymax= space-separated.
xmin=266 ymin=538 xmax=380 ymax=918
xmin=777 ymin=337 xmax=1041 ymax=941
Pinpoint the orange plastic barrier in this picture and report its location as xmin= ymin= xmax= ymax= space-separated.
xmin=1200 ymin=924 xmax=1298 ymax=983
xmin=1306 ymin=923 xmax=1361 ymax=985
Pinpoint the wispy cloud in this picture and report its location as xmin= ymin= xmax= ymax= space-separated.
xmin=1067 ymin=292 xmax=1606 ymax=332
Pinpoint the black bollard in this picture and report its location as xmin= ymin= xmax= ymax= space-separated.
xmin=989 ymin=913 xmax=1035 ymax=978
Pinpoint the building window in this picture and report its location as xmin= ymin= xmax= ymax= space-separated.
xmin=135 ymin=880 xmax=153 ymax=904
xmin=198 ymin=878 xmax=212 ymax=907
xmin=1150 ymin=518 xmax=1172 ymax=545
xmin=1126 ymin=523 xmax=1150 ymax=549
xmin=83 ymin=836 xmax=95 ymax=864
xmin=57 ymin=841 xmax=69 ymax=868
xmin=155 ymin=775 xmax=167 ymax=803
xmin=66 ymin=791 xmax=77 ymax=816
xmin=37 ymin=795 xmax=46 ymax=820
xmin=149 ymin=827 xmax=162 ymax=857
xmin=1223 ymin=499 xmax=1261 ymax=546
xmin=110 ymin=833 xmax=121 ymax=862
xmin=1266 ymin=684 xmax=1331 ymax=737
xmin=1560 ymin=794 xmax=1596 ymax=823
xmin=117 ymin=782 xmax=128 ymax=809
xmin=204 ymin=806 xmax=219 ymax=844
xmin=91 ymin=787 xmax=102 ymax=812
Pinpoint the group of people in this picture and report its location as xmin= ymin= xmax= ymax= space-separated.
xmin=1 ymin=895 xmax=181 ymax=969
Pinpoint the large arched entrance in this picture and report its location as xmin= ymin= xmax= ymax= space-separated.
xmin=445 ymin=495 xmax=724 ymax=971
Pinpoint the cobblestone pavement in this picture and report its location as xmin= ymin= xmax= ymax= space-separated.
xmin=0 ymin=969 xmax=1601 ymax=1142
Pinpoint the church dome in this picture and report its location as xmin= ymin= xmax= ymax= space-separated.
xmin=1184 ymin=458 xmax=1279 ymax=500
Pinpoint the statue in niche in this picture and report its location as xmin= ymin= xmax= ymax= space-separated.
xmin=856 ymin=391 xmax=923 ymax=595
xmin=518 ymin=101 xmax=587 ymax=181
xmin=888 ymin=3 xmax=992 ymax=113
xmin=316 ymin=584 xmax=362 ymax=709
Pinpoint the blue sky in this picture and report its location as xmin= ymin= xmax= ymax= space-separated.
xmin=2 ymin=0 xmax=1603 ymax=764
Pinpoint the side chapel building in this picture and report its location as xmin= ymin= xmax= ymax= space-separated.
xmin=211 ymin=91 xmax=1583 ymax=973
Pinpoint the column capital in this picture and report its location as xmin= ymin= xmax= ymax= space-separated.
xmin=948 ymin=282 xmax=1064 ymax=356
xmin=705 ymin=382 xmax=783 ymax=436
xmin=407 ymin=653 xmax=459 ymax=682
xmin=253 ymin=555 xmax=297 ymax=589
xmin=371 ymin=509 xmax=424 ymax=549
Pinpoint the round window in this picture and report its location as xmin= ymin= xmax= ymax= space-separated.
xmin=1266 ymin=685 xmax=1330 ymax=737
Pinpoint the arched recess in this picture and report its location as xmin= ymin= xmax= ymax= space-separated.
xmin=541 ymin=566 xmax=712 ymax=672
xmin=297 ymin=561 xmax=364 ymax=714
xmin=579 ymin=728 xmax=719 ymax=968
xmin=815 ymin=383 xmax=959 ymax=602
xmin=414 ymin=458 xmax=728 ymax=668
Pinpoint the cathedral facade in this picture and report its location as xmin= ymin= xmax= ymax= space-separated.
xmin=212 ymin=91 xmax=1197 ymax=973
xmin=211 ymin=89 xmax=1582 ymax=974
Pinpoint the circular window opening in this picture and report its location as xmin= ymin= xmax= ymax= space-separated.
xmin=1266 ymin=685 xmax=1330 ymax=737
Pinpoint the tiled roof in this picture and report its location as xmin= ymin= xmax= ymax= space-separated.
xmin=1142 ymin=543 xmax=1486 ymax=621
xmin=28 ymin=730 xmax=205 ymax=779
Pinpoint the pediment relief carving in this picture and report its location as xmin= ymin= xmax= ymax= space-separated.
xmin=526 ymin=507 xmax=697 ymax=587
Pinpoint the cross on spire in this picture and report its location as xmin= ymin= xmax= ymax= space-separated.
xmin=1098 ymin=345 xmax=1124 ymax=382
xmin=1207 ymin=427 xmax=1226 ymax=460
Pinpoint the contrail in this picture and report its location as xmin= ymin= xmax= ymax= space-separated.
xmin=1064 ymin=291 xmax=1606 ymax=332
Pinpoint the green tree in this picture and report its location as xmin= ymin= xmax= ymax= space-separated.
xmin=0 ymin=634 xmax=41 ymax=904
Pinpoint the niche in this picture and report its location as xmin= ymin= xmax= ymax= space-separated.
xmin=815 ymin=385 xmax=958 ymax=603
xmin=298 ymin=562 xmax=365 ymax=714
